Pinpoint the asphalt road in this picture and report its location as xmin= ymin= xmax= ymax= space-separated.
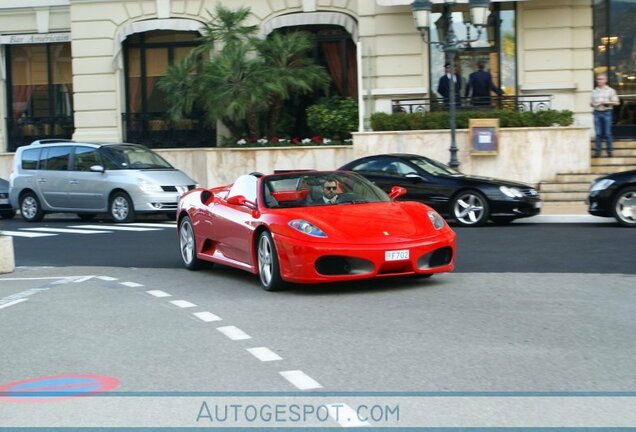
xmin=2 ymin=215 xmax=635 ymax=273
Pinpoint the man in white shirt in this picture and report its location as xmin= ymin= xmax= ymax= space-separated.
xmin=591 ymin=74 xmax=620 ymax=157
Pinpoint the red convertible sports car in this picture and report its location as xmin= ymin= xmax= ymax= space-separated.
xmin=177 ymin=171 xmax=456 ymax=291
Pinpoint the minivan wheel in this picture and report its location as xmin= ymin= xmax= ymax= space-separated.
xmin=110 ymin=192 xmax=135 ymax=223
xmin=20 ymin=192 xmax=44 ymax=222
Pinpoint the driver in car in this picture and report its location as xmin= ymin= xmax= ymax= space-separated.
xmin=320 ymin=176 xmax=339 ymax=204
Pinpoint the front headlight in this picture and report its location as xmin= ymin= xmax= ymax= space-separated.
xmin=289 ymin=219 xmax=328 ymax=238
xmin=138 ymin=180 xmax=163 ymax=193
xmin=427 ymin=210 xmax=445 ymax=230
xmin=499 ymin=186 xmax=524 ymax=198
xmin=590 ymin=178 xmax=615 ymax=192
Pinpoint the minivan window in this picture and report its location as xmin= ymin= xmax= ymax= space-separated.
xmin=40 ymin=146 xmax=72 ymax=171
xmin=100 ymin=145 xmax=173 ymax=170
xmin=73 ymin=147 xmax=102 ymax=171
xmin=21 ymin=148 xmax=40 ymax=170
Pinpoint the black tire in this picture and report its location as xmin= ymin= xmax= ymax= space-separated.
xmin=19 ymin=192 xmax=44 ymax=222
xmin=451 ymin=190 xmax=490 ymax=227
xmin=256 ymin=231 xmax=285 ymax=291
xmin=491 ymin=216 xmax=515 ymax=225
xmin=77 ymin=213 xmax=97 ymax=221
xmin=178 ymin=216 xmax=206 ymax=270
xmin=612 ymin=186 xmax=636 ymax=227
xmin=109 ymin=192 xmax=135 ymax=223
xmin=0 ymin=210 xmax=16 ymax=220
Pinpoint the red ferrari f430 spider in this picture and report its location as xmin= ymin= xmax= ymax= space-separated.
xmin=177 ymin=171 xmax=456 ymax=290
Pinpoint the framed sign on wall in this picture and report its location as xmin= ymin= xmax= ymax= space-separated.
xmin=469 ymin=118 xmax=499 ymax=156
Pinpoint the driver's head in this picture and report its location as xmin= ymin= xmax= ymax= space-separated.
xmin=322 ymin=176 xmax=338 ymax=200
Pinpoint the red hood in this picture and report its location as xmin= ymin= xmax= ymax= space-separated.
xmin=273 ymin=202 xmax=448 ymax=244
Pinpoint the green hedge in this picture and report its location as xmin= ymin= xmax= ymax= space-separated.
xmin=370 ymin=109 xmax=574 ymax=131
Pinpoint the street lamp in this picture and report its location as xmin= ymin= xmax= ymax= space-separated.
xmin=411 ymin=0 xmax=490 ymax=168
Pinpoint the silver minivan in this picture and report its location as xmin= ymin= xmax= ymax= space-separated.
xmin=9 ymin=140 xmax=197 ymax=223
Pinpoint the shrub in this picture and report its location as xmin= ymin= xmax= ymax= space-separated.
xmin=306 ymin=96 xmax=358 ymax=139
xmin=370 ymin=109 xmax=573 ymax=131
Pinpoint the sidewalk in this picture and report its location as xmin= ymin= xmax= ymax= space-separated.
xmin=517 ymin=202 xmax=612 ymax=224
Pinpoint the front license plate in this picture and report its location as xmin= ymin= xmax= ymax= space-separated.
xmin=385 ymin=249 xmax=409 ymax=261
xmin=534 ymin=201 xmax=542 ymax=209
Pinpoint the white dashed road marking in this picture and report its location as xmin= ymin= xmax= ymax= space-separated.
xmin=193 ymin=311 xmax=222 ymax=322
xmin=279 ymin=370 xmax=323 ymax=390
xmin=21 ymin=227 xmax=111 ymax=234
xmin=217 ymin=326 xmax=251 ymax=341
xmin=122 ymin=223 xmax=175 ymax=228
xmin=170 ymin=300 xmax=197 ymax=308
xmin=0 ymin=230 xmax=56 ymax=238
xmin=246 ymin=347 xmax=282 ymax=362
xmin=70 ymin=225 xmax=162 ymax=231
xmin=120 ymin=282 xmax=144 ymax=287
xmin=0 ymin=298 xmax=29 ymax=310
xmin=146 ymin=290 xmax=172 ymax=298
xmin=97 ymin=276 xmax=118 ymax=281
xmin=73 ymin=276 xmax=95 ymax=283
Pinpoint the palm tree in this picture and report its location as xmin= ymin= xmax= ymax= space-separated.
xmin=159 ymin=5 xmax=331 ymax=141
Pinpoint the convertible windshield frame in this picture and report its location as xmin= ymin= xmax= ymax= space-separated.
xmin=261 ymin=171 xmax=391 ymax=209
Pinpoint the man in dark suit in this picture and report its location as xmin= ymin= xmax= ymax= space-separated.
xmin=437 ymin=63 xmax=461 ymax=108
xmin=465 ymin=60 xmax=503 ymax=107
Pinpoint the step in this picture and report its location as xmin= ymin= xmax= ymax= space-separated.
xmin=590 ymin=140 xmax=636 ymax=148
xmin=591 ymin=149 xmax=636 ymax=157
xmin=554 ymin=173 xmax=605 ymax=183
xmin=591 ymin=156 xmax=636 ymax=165
xmin=539 ymin=181 xmax=591 ymax=192
xmin=541 ymin=190 xmax=589 ymax=201
xmin=591 ymin=164 xmax=636 ymax=174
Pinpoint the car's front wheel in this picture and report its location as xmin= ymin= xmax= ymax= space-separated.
xmin=109 ymin=192 xmax=135 ymax=223
xmin=179 ymin=216 xmax=205 ymax=270
xmin=257 ymin=231 xmax=285 ymax=291
xmin=20 ymin=192 xmax=44 ymax=222
xmin=451 ymin=191 xmax=490 ymax=227
xmin=612 ymin=186 xmax=636 ymax=227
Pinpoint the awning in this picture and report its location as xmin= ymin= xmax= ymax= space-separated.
xmin=261 ymin=12 xmax=358 ymax=41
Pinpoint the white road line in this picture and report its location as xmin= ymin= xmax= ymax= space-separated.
xmin=120 ymin=281 xmax=144 ymax=287
xmin=0 ymin=298 xmax=29 ymax=310
xmin=170 ymin=300 xmax=196 ymax=308
xmin=73 ymin=276 xmax=95 ymax=283
xmin=0 ymin=230 xmax=56 ymax=238
xmin=21 ymin=227 xmax=111 ymax=234
xmin=97 ymin=276 xmax=118 ymax=281
xmin=216 ymin=326 xmax=251 ymax=341
xmin=193 ymin=311 xmax=222 ymax=322
xmin=50 ymin=278 xmax=73 ymax=285
xmin=121 ymin=223 xmax=174 ymax=228
xmin=246 ymin=347 xmax=282 ymax=362
xmin=279 ymin=370 xmax=323 ymax=390
xmin=327 ymin=403 xmax=370 ymax=427
xmin=70 ymin=225 xmax=162 ymax=231
xmin=146 ymin=290 xmax=172 ymax=298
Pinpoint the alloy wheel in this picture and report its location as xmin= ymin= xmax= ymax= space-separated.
xmin=453 ymin=192 xmax=488 ymax=226
xmin=258 ymin=234 xmax=273 ymax=287
xmin=179 ymin=220 xmax=195 ymax=264
xmin=21 ymin=196 xmax=38 ymax=220
xmin=111 ymin=196 xmax=129 ymax=221
xmin=615 ymin=189 xmax=636 ymax=226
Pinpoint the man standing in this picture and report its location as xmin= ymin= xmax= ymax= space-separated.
xmin=464 ymin=60 xmax=503 ymax=107
xmin=437 ymin=63 xmax=461 ymax=108
xmin=591 ymin=73 xmax=620 ymax=157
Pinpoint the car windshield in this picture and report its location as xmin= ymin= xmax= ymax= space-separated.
xmin=407 ymin=156 xmax=462 ymax=177
xmin=100 ymin=145 xmax=174 ymax=170
xmin=262 ymin=171 xmax=391 ymax=209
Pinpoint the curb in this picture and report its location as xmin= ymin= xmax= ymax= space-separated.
xmin=513 ymin=214 xmax=614 ymax=224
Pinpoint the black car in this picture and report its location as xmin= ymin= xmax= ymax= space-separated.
xmin=339 ymin=154 xmax=542 ymax=226
xmin=0 ymin=177 xmax=16 ymax=219
xmin=587 ymin=169 xmax=636 ymax=227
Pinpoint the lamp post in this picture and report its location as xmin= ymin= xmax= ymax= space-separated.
xmin=411 ymin=0 xmax=490 ymax=168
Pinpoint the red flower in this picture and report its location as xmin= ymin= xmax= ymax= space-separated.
xmin=291 ymin=137 xmax=300 ymax=144
xmin=247 ymin=137 xmax=257 ymax=143
xmin=271 ymin=137 xmax=279 ymax=143
xmin=311 ymin=135 xmax=322 ymax=143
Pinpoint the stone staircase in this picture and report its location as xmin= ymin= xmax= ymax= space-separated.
xmin=539 ymin=140 xmax=636 ymax=214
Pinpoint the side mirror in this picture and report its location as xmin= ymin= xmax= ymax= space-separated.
xmin=200 ymin=190 xmax=215 ymax=205
xmin=227 ymin=195 xmax=257 ymax=210
xmin=405 ymin=172 xmax=424 ymax=181
xmin=388 ymin=186 xmax=407 ymax=201
xmin=89 ymin=165 xmax=105 ymax=173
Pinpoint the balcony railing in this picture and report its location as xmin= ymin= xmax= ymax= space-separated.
xmin=6 ymin=116 xmax=74 ymax=152
xmin=391 ymin=95 xmax=553 ymax=114
xmin=122 ymin=112 xmax=216 ymax=148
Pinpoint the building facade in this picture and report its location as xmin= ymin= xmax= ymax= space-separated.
xmin=0 ymin=0 xmax=632 ymax=153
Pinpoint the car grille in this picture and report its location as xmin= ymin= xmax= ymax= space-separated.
xmin=161 ymin=185 xmax=195 ymax=193
xmin=519 ymin=187 xmax=539 ymax=198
